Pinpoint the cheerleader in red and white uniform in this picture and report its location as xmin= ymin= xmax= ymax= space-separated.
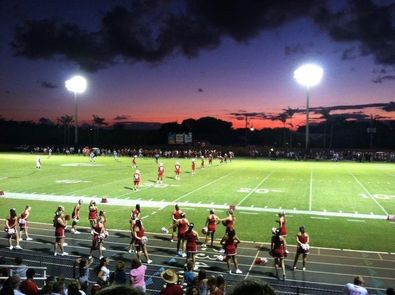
xmin=176 ymin=213 xmax=189 ymax=257
xmin=19 ymin=205 xmax=32 ymax=240
xmin=71 ymin=199 xmax=83 ymax=234
xmin=220 ymin=229 xmax=242 ymax=274
xmin=203 ymin=209 xmax=219 ymax=247
xmin=270 ymin=228 xmax=287 ymax=280
xmin=185 ymin=223 xmax=199 ymax=270
xmin=5 ymin=208 xmax=22 ymax=250
xmin=221 ymin=209 xmax=236 ymax=231
xmin=277 ymin=212 xmax=287 ymax=237
xmin=89 ymin=218 xmax=104 ymax=259
xmin=88 ymin=200 xmax=98 ymax=228
xmin=133 ymin=219 xmax=152 ymax=264
xmin=293 ymin=226 xmax=310 ymax=271
xmin=174 ymin=162 xmax=181 ymax=180
xmin=191 ymin=159 xmax=196 ymax=175
xmin=171 ymin=204 xmax=183 ymax=242
xmin=133 ymin=170 xmax=141 ymax=190
xmin=54 ymin=210 xmax=68 ymax=256
xmin=157 ymin=163 xmax=165 ymax=184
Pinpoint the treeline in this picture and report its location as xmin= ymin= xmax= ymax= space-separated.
xmin=1 ymin=116 xmax=395 ymax=149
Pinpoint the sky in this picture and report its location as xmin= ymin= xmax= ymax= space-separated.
xmin=1 ymin=0 xmax=395 ymax=130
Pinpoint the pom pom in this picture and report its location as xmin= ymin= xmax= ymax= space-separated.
xmin=65 ymin=215 xmax=71 ymax=221
xmin=141 ymin=236 xmax=148 ymax=245
xmin=161 ymin=227 xmax=169 ymax=234
xmin=216 ymin=255 xmax=224 ymax=261
xmin=255 ymin=257 xmax=268 ymax=265
xmin=201 ymin=227 xmax=208 ymax=234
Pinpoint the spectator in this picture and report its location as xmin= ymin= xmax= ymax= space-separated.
xmin=13 ymin=257 xmax=28 ymax=278
xmin=185 ymin=286 xmax=200 ymax=295
xmin=75 ymin=257 xmax=94 ymax=293
xmin=110 ymin=261 xmax=127 ymax=285
xmin=95 ymin=285 xmax=144 ymax=295
xmin=207 ymin=276 xmax=223 ymax=295
xmin=229 ymin=279 xmax=276 ymax=295
xmin=96 ymin=258 xmax=110 ymax=287
xmin=343 ymin=276 xmax=368 ymax=295
xmin=159 ymin=269 xmax=182 ymax=295
xmin=195 ymin=269 xmax=208 ymax=295
xmin=129 ymin=258 xmax=146 ymax=293
xmin=66 ymin=280 xmax=85 ymax=295
xmin=0 ymin=275 xmax=24 ymax=295
xmin=20 ymin=269 xmax=39 ymax=295
xmin=52 ymin=279 xmax=66 ymax=295
xmin=387 ymin=288 xmax=395 ymax=295
xmin=216 ymin=275 xmax=226 ymax=294
xmin=183 ymin=261 xmax=195 ymax=289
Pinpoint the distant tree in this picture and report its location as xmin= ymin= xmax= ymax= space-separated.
xmin=92 ymin=115 xmax=107 ymax=144
xmin=57 ymin=115 xmax=73 ymax=146
xmin=38 ymin=117 xmax=54 ymax=125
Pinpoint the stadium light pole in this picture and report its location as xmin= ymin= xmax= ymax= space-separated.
xmin=65 ymin=75 xmax=87 ymax=146
xmin=294 ymin=64 xmax=323 ymax=150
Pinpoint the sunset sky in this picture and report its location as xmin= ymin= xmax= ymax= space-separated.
xmin=1 ymin=0 xmax=395 ymax=129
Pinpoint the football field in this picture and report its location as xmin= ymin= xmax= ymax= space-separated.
xmin=1 ymin=153 xmax=395 ymax=252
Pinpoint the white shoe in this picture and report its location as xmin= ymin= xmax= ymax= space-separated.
xmin=54 ymin=253 xmax=57 ymax=256
xmin=99 ymin=256 xmax=103 ymax=260
xmin=182 ymin=253 xmax=187 ymax=258
xmin=26 ymin=237 xmax=33 ymax=241
xmin=61 ymin=252 xmax=69 ymax=256
xmin=70 ymin=228 xmax=75 ymax=234
xmin=63 ymin=243 xmax=68 ymax=246
xmin=147 ymin=259 xmax=153 ymax=264
xmin=15 ymin=245 xmax=23 ymax=250
xmin=177 ymin=251 xmax=182 ymax=256
xmin=236 ymin=269 xmax=242 ymax=274
xmin=193 ymin=266 xmax=199 ymax=271
xmin=219 ymin=249 xmax=225 ymax=253
xmin=128 ymin=249 xmax=132 ymax=253
xmin=293 ymin=266 xmax=296 ymax=270
xmin=228 ymin=270 xmax=232 ymax=274
xmin=170 ymin=239 xmax=174 ymax=243
xmin=201 ymin=244 xmax=207 ymax=248
xmin=88 ymin=256 xmax=92 ymax=259
xmin=101 ymin=247 xmax=106 ymax=250
xmin=74 ymin=231 xmax=80 ymax=234
xmin=9 ymin=246 xmax=13 ymax=250
xmin=302 ymin=267 xmax=306 ymax=271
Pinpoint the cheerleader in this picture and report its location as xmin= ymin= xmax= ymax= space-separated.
xmin=133 ymin=219 xmax=152 ymax=264
xmin=19 ymin=206 xmax=32 ymax=240
xmin=88 ymin=200 xmax=98 ymax=228
xmin=89 ymin=218 xmax=105 ymax=260
xmin=203 ymin=209 xmax=219 ymax=248
xmin=293 ymin=226 xmax=310 ymax=271
xmin=185 ymin=223 xmax=199 ymax=270
xmin=54 ymin=210 xmax=69 ymax=256
xmin=5 ymin=208 xmax=22 ymax=250
xmin=220 ymin=229 xmax=242 ymax=274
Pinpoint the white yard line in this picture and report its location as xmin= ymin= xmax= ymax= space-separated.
xmin=237 ymin=172 xmax=273 ymax=206
xmin=309 ymin=168 xmax=313 ymax=211
xmin=349 ymin=171 xmax=389 ymax=215
xmin=173 ymin=173 xmax=232 ymax=202
xmin=2 ymin=191 xmax=388 ymax=220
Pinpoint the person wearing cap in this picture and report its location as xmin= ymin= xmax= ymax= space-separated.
xmin=203 ymin=209 xmax=220 ymax=248
xmin=344 ymin=276 xmax=368 ymax=295
xmin=133 ymin=170 xmax=141 ymax=190
xmin=157 ymin=163 xmax=165 ymax=184
xmin=160 ymin=269 xmax=183 ymax=295
xmin=185 ymin=223 xmax=200 ymax=270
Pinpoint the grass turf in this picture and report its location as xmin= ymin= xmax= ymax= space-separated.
xmin=1 ymin=153 xmax=394 ymax=252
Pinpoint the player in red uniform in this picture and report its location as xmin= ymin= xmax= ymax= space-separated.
xmin=157 ymin=163 xmax=165 ymax=184
xmin=185 ymin=223 xmax=199 ymax=270
xmin=89 ymin=218 xmax=105 ymax=259
xmin=277 ymin=212 xmax=287 ymax=237
xmin=176 ymin=213 xmax=189 ymax=257
xmin=220 ymin=229 xmax=242 ymax=274
xmin=53 ymin=209 xmax=68 ymax=256
xmin=171 ymin=204 xmax=183 ymax=242
xmin=19 ymin=205 xmax=32 ymax=241
xmin=270 ymin=228 xmax=287 ymax=280
xmin=88 ymin=200 xmax=98 ymax=228
xmin=133 ymin=219 xmax=152 ymax=264
xmin=71 ymin=199 xmax=83 ymax=234
xmin=133 ymin=170 xmax=141 ymax=190
xmin=292 ymin=226 xmax=310 ymax=271
xmin=132 ymin=155 xmax=138 ymax=168
xmin=191 ymin=159 xmax=196 ymax=175
xmin=174 ymin=162 xmax=181 ymax=180
xmin=5 ymin=208 xmax=22 ymax=250
xmin=203 ymin=209 xmax=219 ymax=248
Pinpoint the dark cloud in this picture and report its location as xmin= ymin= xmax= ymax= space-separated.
xmin=341 ymin=46 xmax=358 ymax=60
xmin=113 ymin=115 xmax=130 ymax=121
xmin=371 ymin=75 xmax=395 ymax=83
xmin=40 ymin=81 xmax=58 ymax=89
xmin=229 ymin=111 xmax=273 ymax=120
xmin=382 ymin=101 xmax=395 ymax=112
xmin=284 ymin=43 xmax=313 ymax=56
xmin=198 ymin=88 xmax=203 ymax=92
xmin=4 ymin=90 xmax=12 ymax=94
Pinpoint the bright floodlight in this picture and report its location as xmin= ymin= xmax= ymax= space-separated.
xmin=65 ymin=75 xmax=87 ymax=94
xmin=294 ymin=64 xmax=323 ymax=88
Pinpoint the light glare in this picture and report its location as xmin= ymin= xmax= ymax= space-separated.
xmin=294 ymin=64 xmax=323 ymax=87
xmin=65 ymin=75 xmax=87 ymax=94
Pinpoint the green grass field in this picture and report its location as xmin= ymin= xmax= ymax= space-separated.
xmin=1 ymin=153 xmax=395 ymax=252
